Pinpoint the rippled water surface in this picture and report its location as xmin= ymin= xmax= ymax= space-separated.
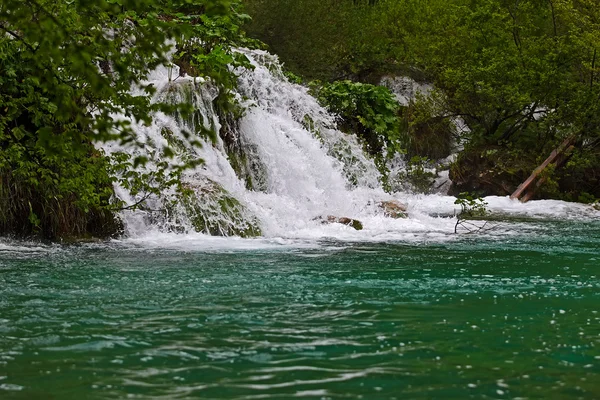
xmin=1 ymin=221 xmax=599 ymax=399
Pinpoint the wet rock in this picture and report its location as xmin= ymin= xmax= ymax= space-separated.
xmin=218 ymin=111 xmax=268 ymax=192
xmin=169 ymin=178 xmax=262 ymax=237
xmin=314 ymin=215 xmax=364 ymax=230
xmin=334 ymin=217 xmax=364 ymax=231
xmin=378 ymin=200 xmax=408 ymax=218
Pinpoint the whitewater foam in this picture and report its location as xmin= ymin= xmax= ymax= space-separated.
xmin=98 ymin=49 xmax=600 ymax=244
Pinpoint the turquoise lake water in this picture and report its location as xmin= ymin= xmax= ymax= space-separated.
xmin=1 ymin=220 xmax=599 ymax=399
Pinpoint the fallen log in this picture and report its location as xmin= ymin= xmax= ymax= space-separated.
xmin=510 ymin=136 xmax=576 ymax=202
xmin=520 ymin=144 xmax=575 ymax=202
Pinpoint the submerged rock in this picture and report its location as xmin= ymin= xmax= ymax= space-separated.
xmin=378 ymin=200 xmax=408 ymax=218
xmin=314 ymin=215 xmax=364 ymax=230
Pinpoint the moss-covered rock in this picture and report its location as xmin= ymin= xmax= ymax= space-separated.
xmin=218 ymin=110 xmax=269 ymax=192
xmin=172 ymin=178 xmax=262 ymax=237
xmin=159 ymin=80 xmax=219 ymax=138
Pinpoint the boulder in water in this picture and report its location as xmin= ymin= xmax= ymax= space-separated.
xmin=378 ymin=200 xmax=408 ymax=218
xmin=314 ymin=215 xmax=363 ymax=230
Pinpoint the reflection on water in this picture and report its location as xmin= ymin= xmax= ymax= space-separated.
xmin=0 ymin=220 xmax=599 ymax=399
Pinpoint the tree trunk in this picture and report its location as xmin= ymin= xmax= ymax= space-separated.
xmin=510 ymin=136 xmax=576 ymax=202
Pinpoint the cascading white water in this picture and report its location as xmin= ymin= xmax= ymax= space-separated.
xmin=230 ymin=50 xmax=403 ymax=238
xmin=104 ymin=49 xmax=599 ymax=243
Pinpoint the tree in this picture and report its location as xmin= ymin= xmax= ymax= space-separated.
xmin=393 ymin=0 xmax=600 ymax=197
xmin=243 ymin=0 xmax=391 ymax=81
xmin=0 ymin=0 xmax=252 ymax=238
xmin=245 ymin=0 xmax=600 ymax=199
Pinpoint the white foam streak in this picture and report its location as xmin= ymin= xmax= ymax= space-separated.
xmin=406 ymin=194 xmax=599 ymax=220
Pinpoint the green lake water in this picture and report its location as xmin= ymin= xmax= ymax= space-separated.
xmin=1 ymin=221 xmax=599 ymax=399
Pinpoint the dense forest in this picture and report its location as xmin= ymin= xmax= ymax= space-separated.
xmin=245 ymin=0 xmax=600 ymax=199
xmin=1 ymin=0 xmax=599 ymax=239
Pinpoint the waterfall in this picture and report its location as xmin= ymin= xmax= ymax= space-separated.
xmin=103 ymin=49 xmax=598 ymax=242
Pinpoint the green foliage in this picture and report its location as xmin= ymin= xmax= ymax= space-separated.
xmin=577 ymin=192 xmax=598 ymax=204
xmin=394 ymin=156 xmax=437 ymax=194
xmin=244 ymin=0 xmax=391 ymax=81
xmin=247 ymin=0 xmax=600 ymax=201
xmin=383 ymin=0 xmax=600 ymax=200
xmin=284 ymin=71 xmax=303 ymax=85
xmin=315 ymin=80 xmax=404 ymax=156
xmin=454 ymin=192 xmax=497 ymax=234
xmin=314 ymin=80 xmax=407 ymax=189
xmin=401 ymin=91 xmax=455 ymax=160
xmin=171 ymin=3 xmax=263 ymax=111
xmin=555 ymin=148 xmax=600 ymax=201
xmin=454 ymin=193 xmax=488 ymax=219
xmin=0 ymin=144 xmax=120 ymax=239
xmin=0 ymin=0 xmax=249 ymax=238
